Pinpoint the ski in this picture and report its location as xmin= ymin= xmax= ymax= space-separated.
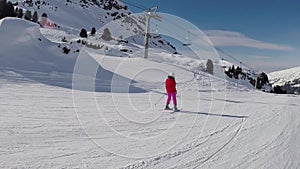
xmin=173 ymin=109 xmax=180 ymax=112
xmin=171 ymin=109 xmax=180 ymax=113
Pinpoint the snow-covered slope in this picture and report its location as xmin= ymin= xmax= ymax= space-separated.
xmin=0 ymin=17 xmax=76 ymax=73
xmin=13 ymin=0 xmax=177 ymax=54
xmin=1 ymin=48 xmax=300 ymax=168
xmin=0 ymin=18 xmax=145 ymax=93
xmin=268 ymin=66 xmax=300 ymax=94
xmin=268 ymin=66 xmax=300 ymax=87
xmin=14 ymin=0 xmax=130 ymax=29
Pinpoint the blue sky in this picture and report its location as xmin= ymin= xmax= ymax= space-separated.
xmin=123 ymin=0 xmax=300 ymax=72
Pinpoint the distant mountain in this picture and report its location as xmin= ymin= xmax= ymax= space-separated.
xmin=219 ymin=59 xmax=272 ymax=92
xmin=268 ymin=66 xmax=300 ymax=94
xmin=14 ymin=0 xmax=130 ymax=29
xmin=11 ymin=0 xmax=176 ymax=54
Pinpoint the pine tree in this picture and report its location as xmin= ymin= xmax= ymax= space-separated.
xmin=41 ymin=13 xmax=47 ymax=18
xmin=79 ymin=28 xmax=88 ymax=38
xmin=24 ymin=10 xmax=32 ymax=21
xmin=228 ymin=66 xmax=232 ymax=73
xmin=14 ymin=7 xmax=19 ymax=15
xmin=231 ymin=65 xmax=235 ymax=74
xmin=101 ymin=28 xmax=113 ymax=41
xmin=91 ymin=27 xmax=96 ymax=36
xmin=17 ymin=8 xmax=23 ymax=18
xmin=32 ymin=11 xmax=38 ymax=22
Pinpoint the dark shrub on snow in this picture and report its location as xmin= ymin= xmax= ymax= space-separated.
xmin=79 ymin=28 xmax=88 ymax=38
xmin=272 ymin=85 xmax=287 ymax=94
xmin=63 ymin=46 xmax=71 ymax=54
xmin=91 ymin=27 xmax=96 ymax=36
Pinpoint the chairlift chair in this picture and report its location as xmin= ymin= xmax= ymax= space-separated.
xmin=182 ymin=31 xmax=192 ymax=46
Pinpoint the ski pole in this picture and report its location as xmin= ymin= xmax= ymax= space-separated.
xmin=154 ymin=94 xmax=166 ymax=106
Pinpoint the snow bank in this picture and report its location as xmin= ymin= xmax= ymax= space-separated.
xmin=0 ymin=17 xmax=76 ymax=73
xmin=0 ymin=18 xmax=145 ymax=93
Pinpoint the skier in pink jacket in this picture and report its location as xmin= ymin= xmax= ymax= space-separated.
xmin=165 ymin=72 xmax=178 ymax=111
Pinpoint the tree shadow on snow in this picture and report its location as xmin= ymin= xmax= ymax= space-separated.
xmin=215 ymin=98 xmax=244 ymax=104
xmin=179 ymin=110 xmax=248 ymax=119
xmin=11 ymin=69 xmax=146 ymax=93
xmin=2 ymin=54 xmax=146 ymax=93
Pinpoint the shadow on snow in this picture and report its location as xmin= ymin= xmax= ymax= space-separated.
xmin=178 ymin=110 xmax=248 ymax=119
xmin=0 ymin=54 xmax=146 ymax=93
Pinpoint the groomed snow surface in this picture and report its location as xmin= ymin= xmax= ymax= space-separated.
xmin=1 ymin=18 xmax=300 ymax=169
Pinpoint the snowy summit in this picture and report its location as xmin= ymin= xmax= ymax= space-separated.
xmin=268 ymin=66 xmax=300 ymax=94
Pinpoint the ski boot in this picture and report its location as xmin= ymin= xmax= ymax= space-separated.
xmin=165 ymin=104 xmax=172 ymax=110
xmin=173 ymin=106 xmax=180 ymax=112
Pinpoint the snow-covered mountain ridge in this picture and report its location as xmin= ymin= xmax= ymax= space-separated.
xmin=219 ymin=59 xmax=272 ymax=92
xmin=268 ymin=66 xmax=300 ymax=86
xmin=14 ymin=0 xmax=130 ymax=29
xmin=11 ymin=0 xmax=177 ymax=54
xmin=268 ymin=66 xmax=300 ymax=94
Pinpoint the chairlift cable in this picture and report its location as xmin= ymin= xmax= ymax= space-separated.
xmin=215 ymin=47 xmax=257 ymax=72
xmin=118 ymin=0 xmax=148 ymax=11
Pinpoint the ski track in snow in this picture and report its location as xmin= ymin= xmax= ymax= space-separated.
xmin=120 ymin=116 xmax=245 ymax=169
xmin=1 ymin=69 xmax=300 ymax=168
